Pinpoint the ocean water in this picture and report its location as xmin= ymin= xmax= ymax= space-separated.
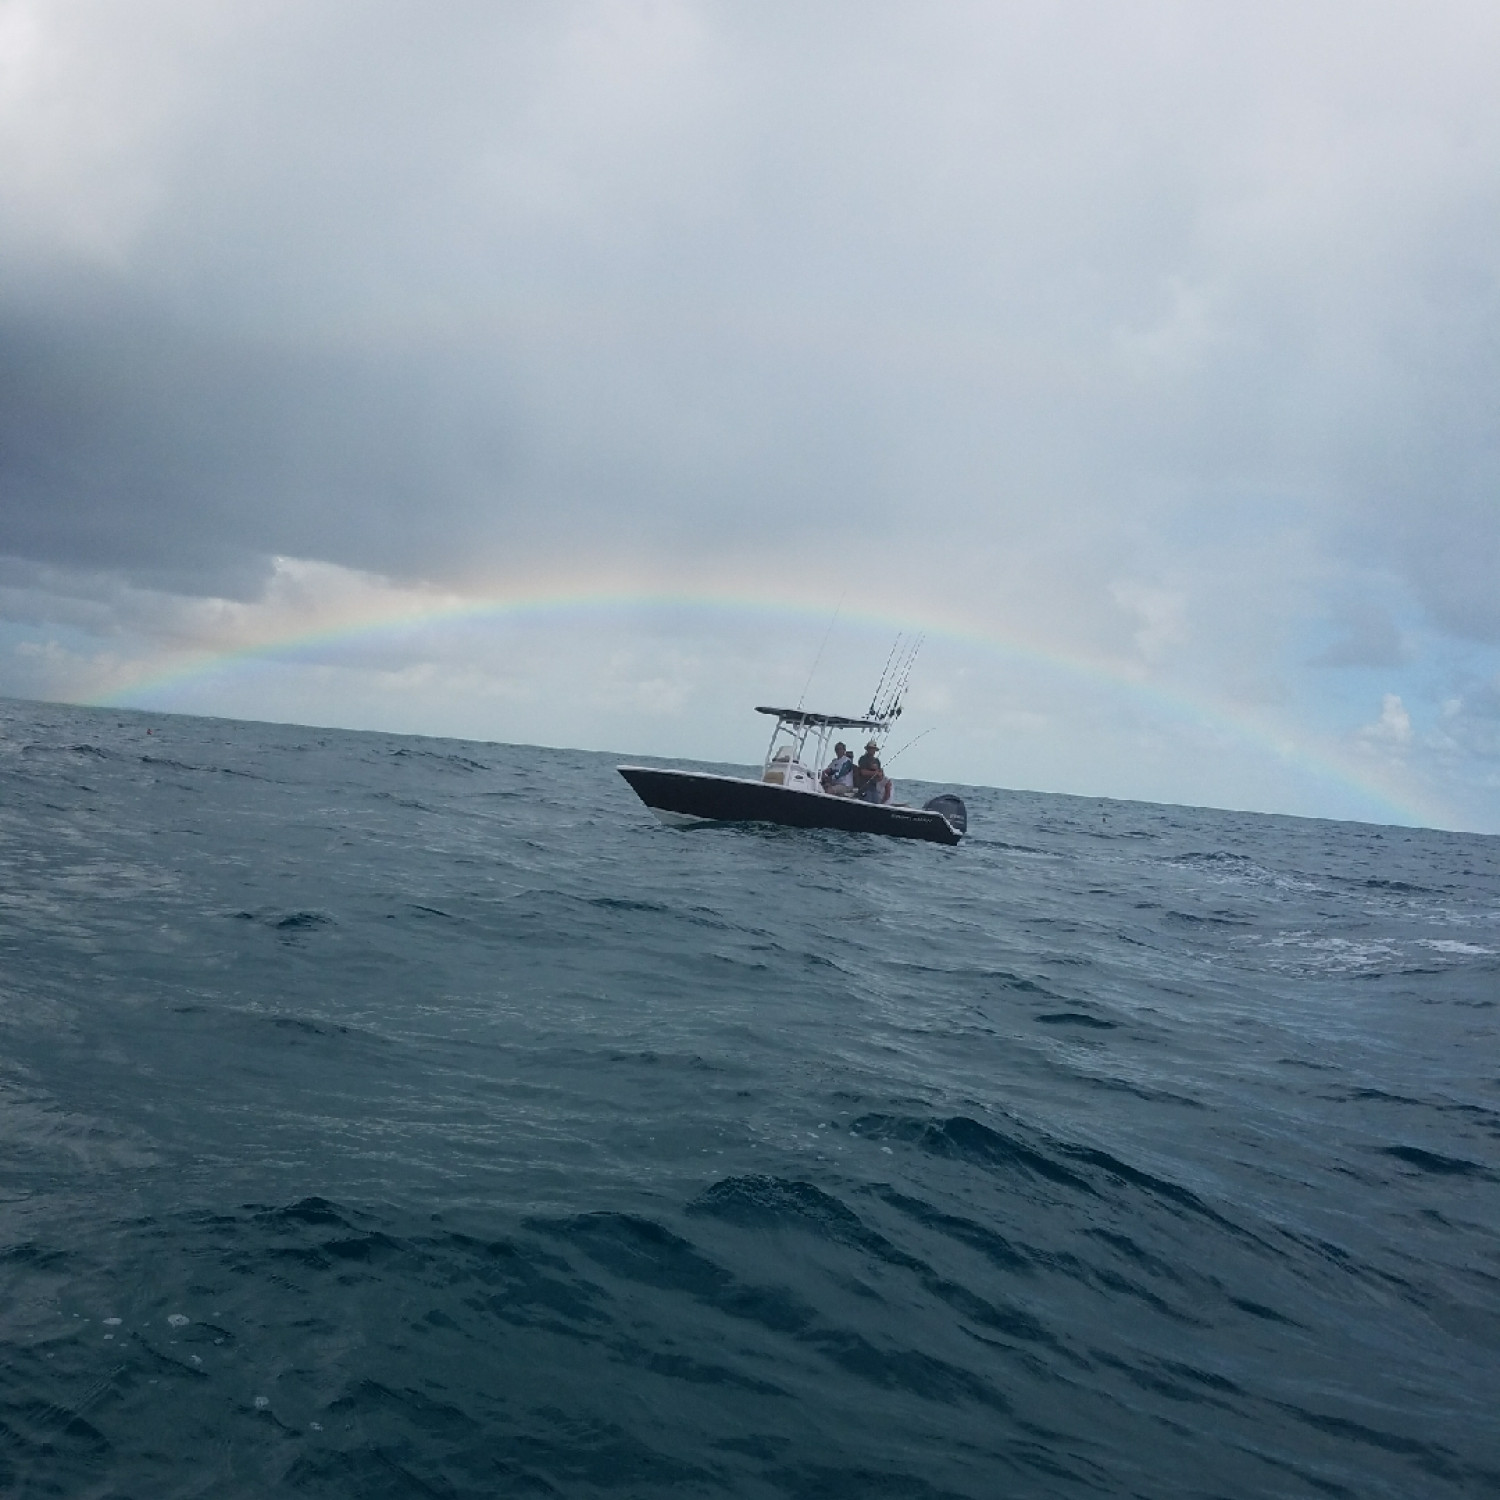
xmin=2 ymin=698 xmax=1498 ymax=1500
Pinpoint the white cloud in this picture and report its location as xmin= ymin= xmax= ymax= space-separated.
xmin=1109 ymin=582 xmax=1189 ymax=666
xmin=1357 ymin=692 xmax=1414 ymax=751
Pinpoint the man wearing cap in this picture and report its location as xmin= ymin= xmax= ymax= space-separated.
xmin=854 ymin=739 xmax=890 ymax=803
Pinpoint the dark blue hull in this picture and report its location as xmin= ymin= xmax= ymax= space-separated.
xmin=617 ymin=766 xmax=964 ymax=845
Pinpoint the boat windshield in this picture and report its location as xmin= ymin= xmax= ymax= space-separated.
xmin=762 ymin=718 xmax=814 ymax=773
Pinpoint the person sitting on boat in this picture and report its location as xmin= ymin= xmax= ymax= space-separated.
xmin=855 ymin=740 xmax=892 ymax=804
xmin=821 ymin=741 xmax=854 ymax=794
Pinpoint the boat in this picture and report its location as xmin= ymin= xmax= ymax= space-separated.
xmin=617 ymin=684 xmax=968 ymax=847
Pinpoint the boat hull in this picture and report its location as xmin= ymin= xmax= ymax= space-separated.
xmin=617 ymin=766 xmax=963 ymax=845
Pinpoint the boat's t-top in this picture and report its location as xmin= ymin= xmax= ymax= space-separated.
xmin=756 ymin=630 xmax=921 ymax=791
xmin=755 ymin=705 xmax=897 ymax=792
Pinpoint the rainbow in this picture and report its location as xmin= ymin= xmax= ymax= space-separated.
xmin=89 ymin=578 xmax=1441 ymax=828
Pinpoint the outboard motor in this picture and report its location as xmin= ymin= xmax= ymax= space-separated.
xmin=923 ymin=793 xmax=968 ymax=835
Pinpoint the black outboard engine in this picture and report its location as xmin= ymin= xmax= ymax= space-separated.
xmin=923 ymin=793 xmax=968 ymax=835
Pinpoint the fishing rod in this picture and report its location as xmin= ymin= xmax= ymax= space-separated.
xmin=872 ymin=633 xmax=923 ymax=722
xmin=883 ymin=726 xmax=934 ymax=765
xmin=867 ymin=634 xmax=904 ymax=719
xmin=890 ymin=634 xmax=923 ymax=713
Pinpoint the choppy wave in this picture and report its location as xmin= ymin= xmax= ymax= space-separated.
xmin=1 ymin=697 xmax=1497 ymax=1498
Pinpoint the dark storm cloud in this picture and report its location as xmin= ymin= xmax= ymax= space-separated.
xmin=0 ymin=275 xmax=518 ymax=593
xmin=2 ymin=0 xmax=1499 ymax=663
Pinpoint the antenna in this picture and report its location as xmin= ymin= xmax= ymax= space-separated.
xmin=797 ymin=591 xmax=846 ymax=713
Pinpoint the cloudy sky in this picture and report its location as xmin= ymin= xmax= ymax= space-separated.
xmin=2 ymin=0 xmax=1498 ymax=830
